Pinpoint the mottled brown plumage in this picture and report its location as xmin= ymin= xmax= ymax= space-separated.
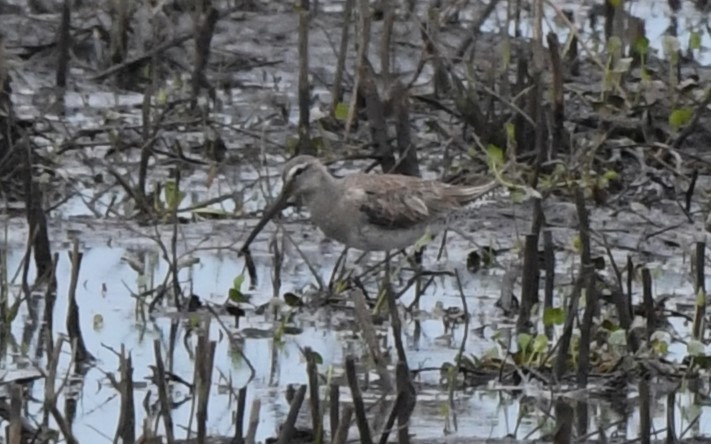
xmin=244 ymin=155 xmax=500 ymax=252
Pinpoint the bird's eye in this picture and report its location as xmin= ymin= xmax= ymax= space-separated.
xmin=293 ymin=165 xmax=307 ymax=177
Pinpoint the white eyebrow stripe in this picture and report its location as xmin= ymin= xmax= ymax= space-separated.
xmin=284 ymin=162 xmax=311 ymax=183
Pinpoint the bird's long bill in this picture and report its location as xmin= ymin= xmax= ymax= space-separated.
xmin=239 ymin=189 xmax=291 ymax=254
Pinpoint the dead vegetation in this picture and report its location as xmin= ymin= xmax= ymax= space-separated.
xmin=0 ymin=0 xmax=710 ymax=443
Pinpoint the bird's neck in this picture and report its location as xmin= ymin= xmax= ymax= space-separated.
xmin=302 ymin=170 xmax=340 ymax=205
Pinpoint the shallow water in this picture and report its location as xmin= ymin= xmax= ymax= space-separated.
xmin=2 ymin=0 xmax=711 ymax=441
xmin=3 ymin=210 xmax=711 ymax=442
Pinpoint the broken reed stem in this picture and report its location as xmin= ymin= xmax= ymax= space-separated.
xmin=449 ymin=269 xmax=469 ymax=431
xmin=296 ymin=0 xmax=312 ymax=154
xmin=116 ymin=345 xmax=136 ymax=444
xmin=153 ymin=340 xmax=175 ymax=444
xmin=552 ymin=398 xmax=573 ymax=444
xmin=605 ymin=242 xmax=637 ymax=352
xmin=46 ymin=337 xmax=79 ymax=444
xmin=190 ymin=6 xmax=219 ymax=109
xmin=384 ymin=254 xmax=407 ymax=365
xmin=41 ymin=253 xmax=59 ymax=361
xmin=379 ymin=2 xmax=393 ymax=76
xmin=376 ymin=361 xmax=414 ymax=444
xmin=276 ymin=384 xmax=307 ymax=444
xmin=517 ymin=233 xmax=539 ymax=332
xmin=55 ymin=0 xmax=70 ymax=89
xmin=170 ymin=169 xmax=182 ymax=310
xmin=353 ymin=289 xmax=393 ymax=391
xmin=23 ymin=133 xmax=53 ymax=282
xmin=361 ymin=60 xmax=395 ymax=172
xmin=109 ymin=0 xmax=128 ymax=66
xmin=233 ymin=386 xmax=247 ymax=444
xmin=393 ymin=82 xmax=419 ymax=176
xmin=395 ymin=361 xmax=414 ymax=444
xmin=667 ymin=389 xmax=677 ymax=442
xmin=196 ymin=333 xmax=217 ymax=443
xmin=574 ymin=186 xmax=595 ymax=388
xmin=543 ymin=230 xmax=555 ymax=340
xmin=641 ymin=267 xmax=655 ymax=341
xmin=330 ymin=0 xmax=354 ymax=113
xmin=345 ymin=356 xmax=373 ymax=444
xmin=692 ymin=241 xmax=706 ymax=340
xmin=7 ymin=384 xmax=22 ymax=444
xmin=245 ymin=398 xmax=260 ymax=444
xmin=329 ymin=383 xmax=339 ymax=440
xmin=547 ymin=31 xmax=564 ymax=157
xmin=626 ymin=255 xmax=634 ymax=315
xmin=563 ymin=10 xmax=580 ymax=76
xmin=305 ymin=348 xmax=323 ymax=444
xmin=137 ymin=40 xmax=157 ymax=207
xmin=345 ymin=0 xmax=371 ymax=136
xmin=270 ymin=233 xmax=284 ymax=299
xmin=331 ymin=404 xmax=353 ymax=444
xmin=66 ymin=238 xmax=93 ymax=366
xmin=639 ymin=380 xmax=652 ymax=444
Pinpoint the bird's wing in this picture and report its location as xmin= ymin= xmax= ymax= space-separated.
xmin=344 ymin=175 xmax=461 ymax=230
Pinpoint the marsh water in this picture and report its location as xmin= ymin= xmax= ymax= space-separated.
xmin=3 ymin=0 xmax=711 ymax=442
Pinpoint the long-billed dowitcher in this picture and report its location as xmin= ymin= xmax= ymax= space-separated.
xmin=241 ymin=155 xmax=500 ymax=253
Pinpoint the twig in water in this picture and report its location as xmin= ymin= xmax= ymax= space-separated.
xmin=195 ymin=327 xmax=217 ymax=443
xmin=275 ymin=384 xmax=307 ymax=444
xmin=245 ymin=398 xmax=261 ymax=444
xmin=305 ymin=347 xmax=323 ymax=443
xmin=345 ymin=356 xmax=373 ymax=444
xmin=152 ymin=340 xmax=175 ymax=444
xmin=331 ymin=405 xmax=353 ymax=444
xmin=66 ymin=239 xmax=94 ymax=366
xmin=353 ymin=289 xmax=393 ymax=392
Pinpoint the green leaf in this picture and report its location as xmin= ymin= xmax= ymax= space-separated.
xmin=662 ymin=35 xmax=681 ymax=60
xmin=283 ymin=292 xmax=303 ymax=307
xmin=696 ymin=289 xmax=706 ymax=306
xmin=486 ymin=144 xmax=504 ymax=168
xmin=600 ymin=319 xmax=620 ymax=331
xmin=509 ymin=189 xmax=526 ymax=204
xmin=543 ymin=307 xmax=565 ymax=327
xmin=633 ymin=36 xmax=650 ymax=56
xmin=504 ymin=122 xmax=515 ymax=142
xmin=233 ymin=275 xmax=245 ymax=291
xmin=93 ymin=313 xmax=104 ymax=330
xmin=163 ymin=180 xmax=185 ymax=211
xmin=652 ymin=337 xmax=668 ymax=355
xmin=688 ymin=339 xmax=705 ymax=357
xmin=607 ymin=0 xmax=622 ymax=7
xmin=603 ymin=170 xmax=619 ymax=181
xmin=532 ymin=334 xmax=548 ymax=354
xmin=228 ymin=287 xmax=250 ymax=303
xmin=157 ymin=88 xmax=168 ymax=105
xmin=608 ymin=329 xmax=627 ymax=346
xmin=334 ymin=102 xmax=349 ymax=121
xmin=669 ymin=108 xmax=693 ymax=131
xmin=606 ymin=36 xmax=622 ymax=55
xmin=689 ymin=31 xmax=702 ymax=50
xmin=517 ymin=332 xmax=532 ymax=352
xmin=307 ymin=350 xmax=323 ymax=365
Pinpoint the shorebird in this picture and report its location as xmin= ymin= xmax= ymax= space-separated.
xmin=241 ymin=155 xmax=501 ymax=253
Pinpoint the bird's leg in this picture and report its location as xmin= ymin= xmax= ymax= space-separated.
xmin=436 ymin=229 xmax=448 ymax=261
xmin=409 ymin=250 xmax=426 ymax=309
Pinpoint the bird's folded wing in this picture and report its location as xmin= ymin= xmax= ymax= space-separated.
xmin=344 ymin=176 xmax=459 ymax=230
